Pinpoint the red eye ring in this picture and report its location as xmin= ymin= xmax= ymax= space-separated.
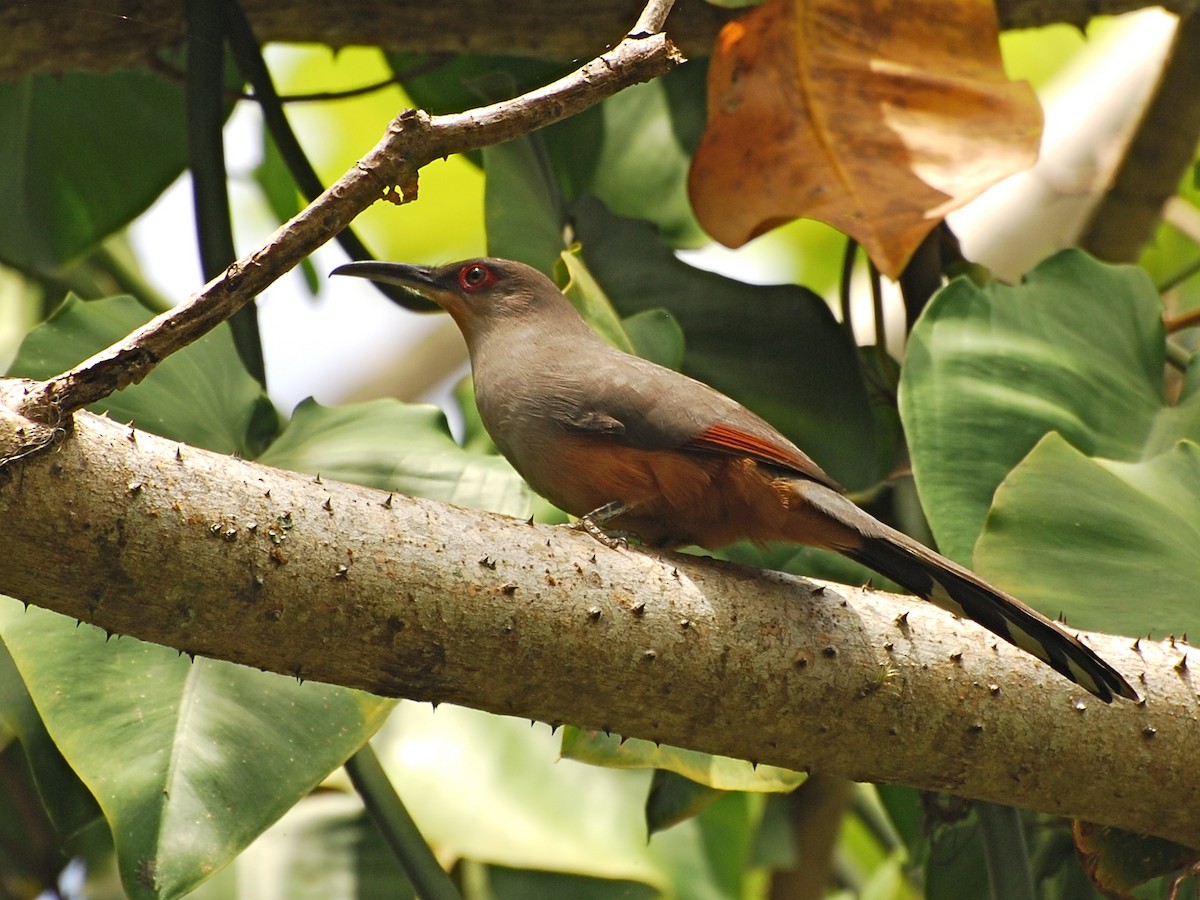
xmin=459 ymin=263 xmax=496 ymax=291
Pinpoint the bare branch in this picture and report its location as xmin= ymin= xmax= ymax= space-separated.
xmin=0 ymin=393 xmax=1193 ymax=848
xmin=15 ymin=26 xmax=682 ymax=424
xmin=3 ymin=0 xmax=1198 ymax=79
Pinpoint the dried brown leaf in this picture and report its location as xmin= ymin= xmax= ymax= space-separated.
xmin=688 ymin=0 xmax=1043 ymax=277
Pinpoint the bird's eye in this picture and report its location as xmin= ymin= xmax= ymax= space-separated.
xmin=458 ymin=264 xmax=496 ymax=291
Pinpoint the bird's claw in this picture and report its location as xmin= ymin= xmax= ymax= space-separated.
xmin=575 ymin=515 xmax=629 ymax=549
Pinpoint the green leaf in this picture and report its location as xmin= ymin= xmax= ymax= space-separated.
xmin=564 ymin=734 xmax=806 ymax=796
xmin=555 ymin=247 xmax=636 ymax=353
xmin=624 ymin=308 xmax=686 ymax=371
xmin=543 ymin=63 xmax=708 ymax=247
xmin=901 ymin=250 xmax=1200 ymax=564
xmin=202 ymin=798 xmax=417 ymax=900
xmin=483 ymin=135 xmax=566 ymax=275
xmin=0 ymin=599 xmax=393 ymax=900
xmin=482 ymin=865 xmax=656 ymax=900
xmin=392 ymin=55 xmax=706 ymax=246
xmin=645 ymin=769 xmax=725 ymax=835
xmin=373 ymin=704 xmax=662 ymax=885
xmin=0 ymin=633 xmax=101 ymax=840
xmin=389 ymin=54 xmax=568 ymax=121
xmin=259 ymin=398 xmax=530 ymax=517
xmin=574 ymin=196 xmax=878 ymax=489
xmin=7 ymin=295 xmax=277 ymax=457
xmin=976 ymin=802 xmax=1035 ymax=900
xmin=562 ymin=729 xmax=804 ymax=794
xmin=975 ymin=435 xmax=1200 ymax=636
xmin=372 ymin=704 xmax=759 ymax=898
xmin=0 ymin=70 xmax=191 ymax=269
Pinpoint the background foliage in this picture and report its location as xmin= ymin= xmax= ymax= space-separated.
xmin=0 ymin=2 xmax=1198 ymax=898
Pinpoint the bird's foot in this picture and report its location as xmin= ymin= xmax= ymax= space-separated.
xmin=575 ymin=501 xmax=631 ymax=549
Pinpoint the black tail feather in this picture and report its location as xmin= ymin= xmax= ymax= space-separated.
xmin=844 ymin=532 xmax=1138 ymax=703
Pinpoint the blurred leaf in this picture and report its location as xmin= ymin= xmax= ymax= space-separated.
xmin=0 ymin=70 xmax=191 ymax=270
xmin=875 ymin=785 xmax=925 ymax=861
xmin=975 ymin=802 xmax=1034 ymax=900
xmin=453 ymin=377 xmax=496 ymax=455
xmin=924 ymin=806 xmax=990 ymax=900
xmin=483 ymin=865 xmax=656 ymax=900
xmin=555 ymin=247 xmax=635 ymax=353
xmin=0 ymin=632 xmax=101 ymax=840
xmin=8 ymin=294 xmax=278 ymax=457
xmin=372 ymin=704 xmax=663 ymax=886
xmin=562 ymin=729 xmax=804 ymax=794
xmin=646 ymin=769 xmax=726 ymax=834
xmin=372 ymin=704 xmax=761 ymax=898
xmin=389 ymin=53 xmax=567 ymax=120
xmin=976 ymin=435 xmax=1200 ymax=636
xmin=689 ymin=0 xmax=1040 ymax=277
xmin=483 ymin=135 xmax=565 ymax=275
xmin=0 ymin=741 xmax=62 ymax=899
xmin=393 ymin=54 xmax=707 ymax=246
xmin=624 ymin=308 xmax=686 ymax=370
xmin=1073 ymin=821 xmax=1198 ymax=896
xmin=901 ymin=250 xmax=1199 ymax=565
xmin=188 ymin=794 xmax=416 ymax=900
xmin=544 ymin=63 xmax=708 ymax=247
xmin=258 ymin=398 xmax=530 ymax=517
xmin=574 ymin=196 xmax=878 ymax=489
xmin=0 ymin=600 xmax=393 ymax=900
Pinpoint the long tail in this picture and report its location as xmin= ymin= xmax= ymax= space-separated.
xmin=793 ymin=482 xmax=1138 ymax=703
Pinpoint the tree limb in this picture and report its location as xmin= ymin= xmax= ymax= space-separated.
xmin=0 ymin=388 xmax=1194 ymax=849
xmin=2 ymin=0 xmax=1197 ymax=81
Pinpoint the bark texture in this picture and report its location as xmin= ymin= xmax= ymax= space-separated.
xmin=3 ymin=0 xmax=1198 ymax=81
xmin=0 ymin=388 xmax=1195 ymax=848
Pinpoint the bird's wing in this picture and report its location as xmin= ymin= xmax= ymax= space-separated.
xmin=563 ymin=351 xmax=843 ymax=492
xmin=684 ymin=422 xmax=841 ymax=491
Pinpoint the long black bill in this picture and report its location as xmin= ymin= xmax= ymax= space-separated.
xmin=331 ymin=261 xmax=441 ymax=313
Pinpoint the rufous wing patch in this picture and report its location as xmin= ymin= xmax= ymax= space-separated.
xmin=688 ymin=423 xmax=839 ymax=489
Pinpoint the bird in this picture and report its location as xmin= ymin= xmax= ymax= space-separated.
xmin=332 ymin=257 xmax=1138 ymax=703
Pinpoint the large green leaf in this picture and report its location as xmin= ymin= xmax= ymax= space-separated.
xmin=258 ymin=398 xmax=530 ymax=517
xmin=901 ymin=250 xmax=1200 ymax=564
xmin=371 ymin=703 xmax=761 ymax=898
xmin=975 ymin=435 xmax=1200 ymax=636
xmin=0 ymin=635 xmax=100 ymax=840
xmin=0 ymin=599 xmax=393 ymax=900
xmin=7 ymin=295 xmax=277 ymax=457
xmin=574 ymin=197 xmax=878 ymax=489
xmin=0 ymin=70 xmax=191 ymax=270
xmin=542 ymin=63 xmax=708 ymax=247
xmin=483 ymin=135 xmax=566 ymax=275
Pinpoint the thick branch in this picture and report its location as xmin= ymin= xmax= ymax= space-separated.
xmin=15 ymin=28 xmax=681 ymax=423
xmin=2 ymin=0 xmax=1196 ymax=80
xmin=0 ymin=387 xmax=1194 ymax=848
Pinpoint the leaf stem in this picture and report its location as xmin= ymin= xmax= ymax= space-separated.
xmin=345 ymin=745 xmax=462 ymax=900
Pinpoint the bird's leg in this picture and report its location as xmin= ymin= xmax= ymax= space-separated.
xmin=575 ymin=500 xmax=632 ymax=549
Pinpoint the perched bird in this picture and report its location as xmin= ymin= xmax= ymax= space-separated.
xmin=333 ymin=257 xmax=1137 ymax=703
